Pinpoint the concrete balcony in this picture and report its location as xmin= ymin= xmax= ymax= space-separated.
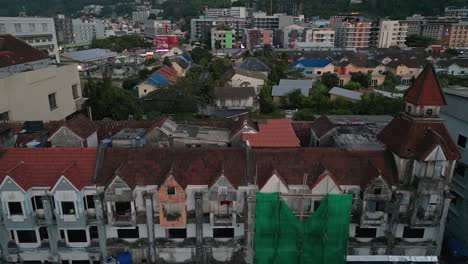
xmin=361 ymin=211 xmax=388 ymax=227
xmin=211 ymin=213 xmax=236 ymax=227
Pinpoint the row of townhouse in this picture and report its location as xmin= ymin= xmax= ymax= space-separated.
xmin=0 ymin=65 xmax=461 ymax=263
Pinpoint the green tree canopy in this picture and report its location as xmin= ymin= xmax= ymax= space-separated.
xmin=190 ymin=47 xmax=213 ymax=65
xmin=405 ymin=35 xmax=439 ymax=47
xmin=321 ymin=72 xmax=340 ymax=88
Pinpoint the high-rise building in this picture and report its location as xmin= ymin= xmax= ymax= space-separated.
xmin=334 ymin=21 xmax=372 ymax=48
xmin=72 ymin=18 xmax=105 ymax=45
xmin=420 ymin=20 xmax=468 ymax=48
xmin=132 ymin=10 xmax=150 ymax=23
xmin=405 ymin=14 xmax=426 ymax=36
xmin=252 ymin=12 xmax=294 ymax=30
xmin=305 ymin=28 xmax=335 ymax=44
xmin=0 ymin=17 xmax=59 ymax=62
xmin=244 ymin=29 xmax=273 ymax=49
xmin=277 ymin=24 xmax=305 ymax=48
xmin=445 ymin=6 xmax=468 ymax=18
xmin=204 ymin=7 xmax=247 ymax=18
xmin=54 ymin=15 xmax=73 ymax=46
xmin=145 ymin=19 xmax=172 ymax=39
xmin=376 ymin=20 xmax=408 ymax=48
xmin=190 ymin=17 xmax=247 ymax=45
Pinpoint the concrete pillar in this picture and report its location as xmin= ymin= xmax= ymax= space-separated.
xmin=195 ymin=192 xmax=203 ymax=264
xmin=436 ymin=194 xmax=452 ymax=255
xmin=0 ymin=204 xmax=10 ymax=262
xmin=42 ymin=196 xmax=59 ymax=263
xmin=94 ymin=195 xmax=108 ymax=258
xmin=245 ymin=192 xmax=255 ymax=264
xmin=144 ymin=193 xmax=156 ymax=263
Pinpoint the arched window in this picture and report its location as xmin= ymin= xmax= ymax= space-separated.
xmin=426 ymin=108 xmax=434 ymax=116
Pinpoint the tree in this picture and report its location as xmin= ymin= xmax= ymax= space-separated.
xmin=148 ymin=13 xmax=157 ymax=20
xmin=139 ymin=68 xmax=151 ymax=80
xmin=163 ymin=57 xmax=172 ymax=67
xmin=380 ymin=70 xmax=400 ymax=92
xmin=214 ymin=40 xmax=222 ymax=50
xmin=405 ymin=35 xmax=439 ymax=47
xmin=141 ymin=88 xmax=198 ymax=114
xmin=209 ymin=58 xmax=232 ymax=80
xmin=444 ymin=48 xmax=459 ymax=56
xmin=286 ymin=89 xmax=304 ymax=109
xmin=350 ymin=72 xmax=370 ymax=88
xmin=122 ymin=78 xmax=140 ymax=90
xmin=346 ymin=81 xmax=362 ymax=91
xmin=293 ymin=109 xmax=315 ymax=121
xmin=190 ymin=47 xmax=213 ymax=65
xmin=321 ymin=72 xmax=340 ymax=88
xmin=258 ymin=83 xmax=278 ymax=114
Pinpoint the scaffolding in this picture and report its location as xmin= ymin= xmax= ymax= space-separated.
xmin=254 ymin=193 xmax=353 ymax=264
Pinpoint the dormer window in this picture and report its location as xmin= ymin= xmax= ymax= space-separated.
xmin=425 ymin=108 xmax=434 ymax=116
xmin=167 ymin=187 xmax=176 ymax=195
xmin=8 ymin=202 xmax=23 ymax=215
xmin=61 ymin=202 xmax=76 ymax=215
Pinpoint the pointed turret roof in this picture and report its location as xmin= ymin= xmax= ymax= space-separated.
xmin=403 ymin=64 xmax=446 ymax=106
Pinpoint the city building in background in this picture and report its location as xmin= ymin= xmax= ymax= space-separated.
xmin=334 ymin=21 xmax=372 ymax=48
xmin=54 ymin=14 xmax=74 ymax=45
xmin=445 ymin=6 xmax=468 ymax=18
xmin=72 ymin=18 xmax=105 ymax=45
xmin=377 ymin=20 xmax=408 ymax=48
xmin=144 ymin=19 xmax=172 ymax=39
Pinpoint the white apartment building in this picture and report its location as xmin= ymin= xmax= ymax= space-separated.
xmin=0 ymin=17 xmax=59 ymax=62
xmin=445 ymin=6 xmax=468 ymax=17
xmin=144 ymin=19 xmax=171 ymax=39
xmin=132 ymin=10 xmax=150 ymax=23
xmin=205 ymin=7 xmax=247 ymax=18
xmin=0 ymin=35 xmax=83 ymax=121
xmin=377 ymin=20 xmax=408 ymax=48
xmin=72 ymin=19 xmax=105 ymax=45
xmin=305 ymin=28 xmax=335 ymax=45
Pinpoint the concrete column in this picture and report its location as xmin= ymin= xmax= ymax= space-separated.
xmin=195 ymin=192 xmax=203 ymax=264
xmin=436 ymin=194 xmax=452 ymax=255
xmin=0 ymin=204 xmax=10 ymax=262
xmin=94 ymin=195 xmax=108 ymax=258
xmin=245 ymin=192 xmax=255 ymax=264
xmin=144 ymin=193 xmax=156 ymax=263
xmin=42 ymin=196 xmax=59 ymax=263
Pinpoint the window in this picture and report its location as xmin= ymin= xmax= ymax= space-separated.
xmin=167 ymin=228 xmax=186 ymax=238
xmin=67 ymin=230 xmax=87 ymax=243
xmin=355 ymin=227 xmax=377 ymax=238
xmin=455 ymin=162 xmax=466 ymax=177
xmin=42 ymin=23 xmax=48 ymax=32
xmin=403 ymin=226 xmax=425 ymax=238
xmin=29 ymin=23 xmax=35 ymax=32
xmin=72 ymin=84 xmax=79 ymax=99
xmin=61 ymin=202 xmax=75 ymax=215
xmin=14 ymin=23 xmax=22 ymax=33
xmin=59 ymin=230 xmax=65 ymax=239
xmin=458 ymin=134 xmax=467 ymax=148
xmin=84 ymin=195 xmax=95 ymax=210
xmin=48 ymin=93 xmax=57 ymax=110
xmin=0 ymin=23 xmax=5 ymax=33
xmin=8 ymin=202 xmax=23 ymax=215
xmin=17 ymin=230 xmax=37 ymax=243
xmin=213 ymin=228 xmax=234 ymax=238
xmin=374 ymin=188 xmax=382 ymax=195
xmin=117 ymin=227 xmax=139 ymax=239
xmin=115 ymin=201 xmax=131 ymax=215
xmin=425 ymin=108 xmax=434 ymax=116
xmin=89 ymin=226 xmax=98 ymax=239
xmin=313 ymin=200 xmax=321 ymax=211
xmin=31 ymin=196 xmax=43 ymax=211
xmin=0 ymin=111 xmax=8 ymax=121
xmin=167 ymin=187 xmax=176 ymax=195
xmin=39 ymin=227 xmax=49 ymax=240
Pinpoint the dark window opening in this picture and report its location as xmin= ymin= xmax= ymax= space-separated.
xmin=23 ymin=262 xmax=42 ymax=264
xmin=31 ymin=196 xmax=44 ymax=211
xmin=17 ymin=230 xmax=37 ymax=243
xmin=458 ymin=134 xmax=467 ymax=148
xmin=67 ymin=230 xmax=87 ymax=243
xmin=403 ymin=226 xmax=425 ymax=238
xmin=72 ymin=84 xmax=79 ymax=99
xmin=374 ymin=188 xmax=382 ymax=195
xmin=314 ymin=201 xmax=321 ymax=211
xmin=455 ymin=162 xmax=466 ymax=177
xmin=355 ymin=227 xmax=377 ymax=238
xmin=8 ymin=202 xmax=23 ymax=215
xmin=117 ymin=227 xmax=139 ymax=239
xmin=59 ymin=230 xmax=65 ymax=240
xmin=84 ymin=195 xmax=95 ymax=209
xmin=115 ymin=202 xmax=131 ymax=215
xmin=72 ymin=261 xmax=91 ymax=264
xmin=213 ymin=228 xmax=234 ymax=238
xmin=39 ymin=226 xmax=49 ymax=240
xmin=62 ymin=261 xmax=69 ymax=264
xmin=0 ymin=111 xmax=9 ymax=121
xmin=61 ymin=202 xmax=75 ymax=215
xmin=167 ymin=186 xmax=176 ymax=195
xmin=167 ymin=228 xmax=186 ymax=238
xmin=90 ymin=226 xmax=98 ymax=239
xmin=10 ymin=230 xmax=15 ymax=240
xmin=48 ymin=93 xmax=57 ymax=110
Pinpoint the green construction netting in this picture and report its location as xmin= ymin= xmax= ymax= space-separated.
xmin=254 ymin=193 xmax=352 ymax=264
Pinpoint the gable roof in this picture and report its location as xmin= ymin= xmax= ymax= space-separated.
xmin=0 ymin=34 xmax=51 ymax=68
xmin=377 ymin=114 xmax=460 ymax=160
xmin=173 ymin=57 xmax=189 ymax=69
xmin=311 ymin=115 xmax=336 ymax=138
xmin=94 ymin=118 xmax=167 ymax=140
xmin=291 ymin=58 xmax=331 ymax=68
xmin=403 ymin=64 xmax=446 ymax=106
xmin=0 ymin=148 xmax=97 ymax=190
xmin=156 ymin=65 xmax=178 ymax=83
xmin=272 ymin=79 xmax=315 ymax=96
xmin=145 ymin=72 xmax=170 ymax=88
xmin=243 ymin=119 xmax=300 ymax=148
xmin=437 ymin=58 xmax=468 ymax=68
xmin=238 ymin=57 xmax=271 ymax=72
xmin=215 ymin=86 xmax=256 ymax=99
xmin=49 ymin=114 xmax=98 ymax=140
xmin=97 ymin=148 xmax=246 ymax=188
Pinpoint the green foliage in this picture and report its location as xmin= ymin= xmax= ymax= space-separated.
xmin=350 ymin=72 xmax=370 ymax=88
xmin=91 ymin=35 xmax=150 ymax=52
xmin=380 ymin=71 xmax=401 ymax=92
xmin=139 ymin=68 xmax=151 ymax=80
xmin=148 ymin=13 xmax=157 ymax=20
xmin=286 ymin=89 xmax=304 ymax=109
xmin=293 ymin=109 xmax=316 ymax=121
xmin=141 ymin=88 xmax=198 ymax=114
xmin=321 ymin=72 xmax=340 ymax=88
xmin=209 ymin=58 xmax=232 ymax=80
xmin=83 ymin=75 xmax=143 ymax=120
xmin=346 ymin=81 xmax=362 ymax=91
xmin=114 ymin=3 xmax=134 ymax=16
xmin=444 ymin=48 xmax=459 ymax=56
xmin=438 ymin=74 xmax=468 ymax=88
xmin=352 ymin=94 xmax=405 ymax=115
xmin=405 ymin=35 xmax=439 ymax=47
xmin=258 ymin=82 xmax=278 ymax=114
xmin=163 ymin=57 xmax=172 ymax=67
xmin=122 ymin=78 xmax=140 ymax=90
xmin=190 ymin=47 xmax=213 ymax=65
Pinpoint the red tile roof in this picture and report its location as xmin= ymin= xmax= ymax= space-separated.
xmin=94 ymin=119 xmax=164 ymax=140
xmin=49 ymin=114 xmax=99 ymax=140
xmin=310 ymin=115 xmax=336 ymax=139
xmin=251 ymin=148 xmax=398 ymax=189
xmin=243 ymin=119 xmax=300 ymax=148
xmin=156 ymin=65 xmax=178 ymax=84
xmin=404 ymin=64 xmax=446 ymax=106
xmin=97 ymin=148 xmax=247 ymax=188
xmin=0 ymin=34 xmax=51 ymax=68
xmin=377 ymin=114 xmax=460 ymax=160
xmin=0 ymin=148 xmax=97 ymax=190
xmin=291 ymin=122 xmax=313 ymax=147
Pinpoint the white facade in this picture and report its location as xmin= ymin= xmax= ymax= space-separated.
xmin=0 ymin=17 xmax=59 ymax=62
xmin=445 ymin=6 xmax=468 ymax=17
xmin=204 ymin=7 xmax=247 ymax=18
xmin=132 ymin=11 xmax=150 ymax=23
xmin=0 ymin=63 xmax=82 ymax=121
xmin=144 ymin=19 xmax=171 ymax=39
xmin=215 ymin=97 xmax=254 ymax=109
xmin=72 ymin=19 xmax=105 ymax=44
xmin=377 ymin=20 xmax=408 ymax=48
xmin=305 ymin=28 xmax=335 ymax=45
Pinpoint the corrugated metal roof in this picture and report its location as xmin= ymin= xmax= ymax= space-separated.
xmin=63 ymin=48 xmax=116 ymax=62
xmin=329 ymin=87 xmax=363 ymax=101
